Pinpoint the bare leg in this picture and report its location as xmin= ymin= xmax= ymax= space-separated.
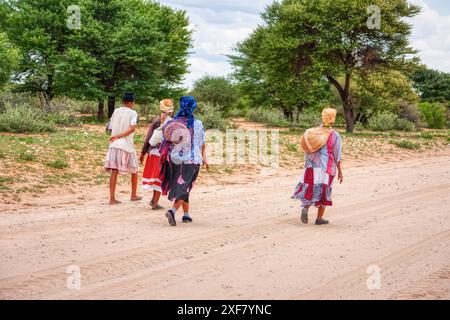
xmin=151 ymin=191 xmax=162 ymax=209
xmin=172 ymin=199 xmax=184 ymax=212
xmin=130 ymin=173 xmax=142 ymax=201
xmin=109 ymin=170 xmax=121 ymax=205
xmin=317 ymin=207 xmax=326 ymax=220
xmin=182 ymin=201 xmax=189 ymax=214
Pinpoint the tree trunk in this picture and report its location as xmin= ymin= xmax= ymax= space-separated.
xmin=326 ymin=73 xmax=355 ymax=133
xmin=107 ymin=95 xmax=116 ymax=118
xmin=98 ymin=100 xmax=105 ymax=122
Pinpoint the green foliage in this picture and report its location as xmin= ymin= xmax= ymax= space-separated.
xmin=411 ymin=66 xmax=450 ymax=103
xmin=418 ymin=102 xmax=446 ymax=129
xmin=0 ymin=104 xmax=56 ymax=133
xmin=231 ymin=0 xmax=420 ymax=132
xmin=368 ymin=112 xmax=416 ymax=132
xmin=46 ymin=159 xmax=69 ymax=169
xmin=389 ymin=139 xmax=420 ymax=149
xmin=197 ymin=102 xmax=229 ymax=131
xmin=17 ymin=150 xmax=37 ymax=162
xmin=247 ymin=108 xmax=290 ymax=127
xmin=191 ymin=76 xmax=238 ymax=114
xmin=1 ymin=0 xmax=192 ymax=107
xmin=0 ymin=32 xmax=20 ymax=87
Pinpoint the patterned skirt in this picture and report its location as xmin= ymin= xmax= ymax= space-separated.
xmin=292 ymin=167 xmax=334 ymax=208
xmin=104 ymin=147 xmax=138 ymax=175
xmin=168 ymin=163 xmax=200 ymax=203
xmin=142 ymin=154 xmax=162 ymax=192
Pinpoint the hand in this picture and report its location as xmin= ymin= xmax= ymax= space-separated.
xmin=109 ymin=135 xmax=119 ymax=143
xmin=203 ymin=159 xmax=209 ymax=170
xmin=338 ymin=171 xmax=344 ymax=184
xmin=139 ymin=153 xmax=145 ymax=165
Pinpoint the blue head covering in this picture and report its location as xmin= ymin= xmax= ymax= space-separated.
xmin=175 ymin=96 xmax=197 ymax=128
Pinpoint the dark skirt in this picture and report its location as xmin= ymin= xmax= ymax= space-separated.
xmin=168 ymin=163 xmax=200 ymax=202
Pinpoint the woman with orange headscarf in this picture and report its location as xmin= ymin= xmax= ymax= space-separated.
xmin=140 ymin=99 xmax=174 ymax=210
xmin=292 ymin=107 xmax=343 ymax=225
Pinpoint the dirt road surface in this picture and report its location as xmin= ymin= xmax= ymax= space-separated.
xmin=1 ymin=156 xmax=449 ymax=300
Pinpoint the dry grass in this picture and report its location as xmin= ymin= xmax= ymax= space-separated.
xmin=0 ymin=124 xmax=448 ymax=203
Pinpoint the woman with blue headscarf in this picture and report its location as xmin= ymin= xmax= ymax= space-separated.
xmin=160 ymin=96 xmax=209 ymax=227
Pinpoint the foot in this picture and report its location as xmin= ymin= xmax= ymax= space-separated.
xmin=152 ymin=204 xmax=164 ymax=210
xmin=182 ymin=216 xmax=193 ymax=223
xmin=301 ymin=207 xmax=309 ymax=224
xmin=315 ymin=218 xmax=329 ymax=225
xmin=109 ymin=200 xmax=122 ymax=205
xmin=130 ymin=196 xmax=143 ymax=202
xmin=165 ymin=210 xmax=176 ymax=226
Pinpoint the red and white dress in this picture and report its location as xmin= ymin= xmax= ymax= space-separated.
xmin=142 ymin=148 xmax=162 ymax=192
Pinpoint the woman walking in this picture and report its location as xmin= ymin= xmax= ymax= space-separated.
xmin=104 ymin=92 xmax=142 ymax=205
xmin=292 ymin=107 xmax=343 ymax=225
xmin=161 ymin=96 xmax=208 ymax=227
xmin=140 ymin=99 xmax=174 ymax=210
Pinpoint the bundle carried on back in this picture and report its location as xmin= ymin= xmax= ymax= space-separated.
xmin=300 ymin=107 xmax=337 ymax=154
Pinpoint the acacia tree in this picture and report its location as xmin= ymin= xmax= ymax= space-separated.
xmin=0 ymin=32 xmax=20 ymax=88
xmin=233 ymin=0 xmax=420 ymax=132
xmin=57 ymin=0 xmax=192 ymax=120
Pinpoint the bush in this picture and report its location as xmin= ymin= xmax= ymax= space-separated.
xmin=248 ymin=108 xmax=290 ymax=127
xmin=394 ymin=118 xmax=416 ymax=132
xmin=0 ymin=104 xmax=56 ymax=133
xmin=389 ymin=139 xmax=420 ymax=150
xmin=297 ymin=109 xmax=322 ymax=128
xmin=419 ymin=102 xmax=446 ymax=129
xmin=367 ymin=112 xmax=416 ymax=131
xmin=197 ymin=102 xmax=229 ymax=131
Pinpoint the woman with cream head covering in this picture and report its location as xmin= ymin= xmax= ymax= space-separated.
xmin=139 ymin=99 xmax=174 ymax=210
xmin=293 ymin=106 xmax=343 ymax=225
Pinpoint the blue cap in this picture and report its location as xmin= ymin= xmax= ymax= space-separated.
xmin=122 ymin=92 xmax=135 ymax=102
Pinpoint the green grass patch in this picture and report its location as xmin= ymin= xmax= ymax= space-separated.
xmin=389 ymin=139 xmax=421 ymax=150
xmin=17 ymin=150 xmax=37 ymax=162
xmin=285 ymin=142 xmax=298 ymax=152
xmin=45 ymin=159 xmax=69 ymax=169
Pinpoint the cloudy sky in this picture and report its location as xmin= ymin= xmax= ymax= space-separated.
xmin=159 ymin=0 xmax=450 ymax=88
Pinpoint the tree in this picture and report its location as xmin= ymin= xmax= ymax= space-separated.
xmin=0 ymin=32 xmax=20 ymax=88
xmin=1 ymin=0 xmax=76 ymax=108
xmin=56 ymin=0 xmax=192 ymax=121
xmin=233 ymin=0 xmax=420 ymax=132
xmin=411 ymin=66 xmax=450 ymax=104
xmin=190 ymin=75 xmax=238 ymax=113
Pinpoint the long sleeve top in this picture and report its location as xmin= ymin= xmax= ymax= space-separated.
xmin=141 ymin=116 xmax=161 ymax=156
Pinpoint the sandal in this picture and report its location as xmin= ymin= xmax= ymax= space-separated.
xmin=315 ymin=219 xmax=329 ymax=225
xmin=301 ymin=207 xmax=309 ymax=224
xmin=152 ymin=204 xmax=164 ymax=210
xmin=165 ymin=210 xmax=176 ymax=227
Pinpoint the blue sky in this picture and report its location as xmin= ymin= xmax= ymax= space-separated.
xmin=159 ymin=0 xmax=450 ymax=88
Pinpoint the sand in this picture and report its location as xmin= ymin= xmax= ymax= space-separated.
xmin=0 ymin=156 xmax=449 ymax=300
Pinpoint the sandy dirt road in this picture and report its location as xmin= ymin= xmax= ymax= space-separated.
xmin=0 ymin=156 xmax=449 ymax=300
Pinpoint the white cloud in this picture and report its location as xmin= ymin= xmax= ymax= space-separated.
xmin=409 ymin=0 xmax=450 ymax=72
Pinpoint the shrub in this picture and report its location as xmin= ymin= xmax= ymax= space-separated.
xmin=248 ymin=108 xmax=290 ymax=127
xmin=394 ymin=117 xmax=416 ymax=132
xmin=367 ymin=112 xmax=397 ymax=131
xmin=419 ymin=102 xmax=446 ymax=129
xmin=297 ymin=109 xmax=322 ymax=128
xmin=389 ymin=139 xmax=420 ymax=149
xmin=46 ymin=159 xmax=69 ymax=169
xmin=197 ymin=102 xmax=229 ymax=131
xmin=399 ymin=102 xmax=421 ymax=126
xmin=368 ymin=111 xmax=416 ymax=131
xmin=0 ymin=104 xmax=56 ymax=133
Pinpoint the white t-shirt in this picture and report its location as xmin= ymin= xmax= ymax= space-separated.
xmin=108 ymin=107 xmax=138 ymax=153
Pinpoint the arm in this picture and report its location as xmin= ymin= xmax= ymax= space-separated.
xmin=109 ymin=125 xmax=137 ymax=144
xmin=141 ymin=123 xmax=155 ymax=158
xmin=337 ymin=161 xmax=343 ymax=184
xmin=202 ymin=143 xmax=209 ymax=170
